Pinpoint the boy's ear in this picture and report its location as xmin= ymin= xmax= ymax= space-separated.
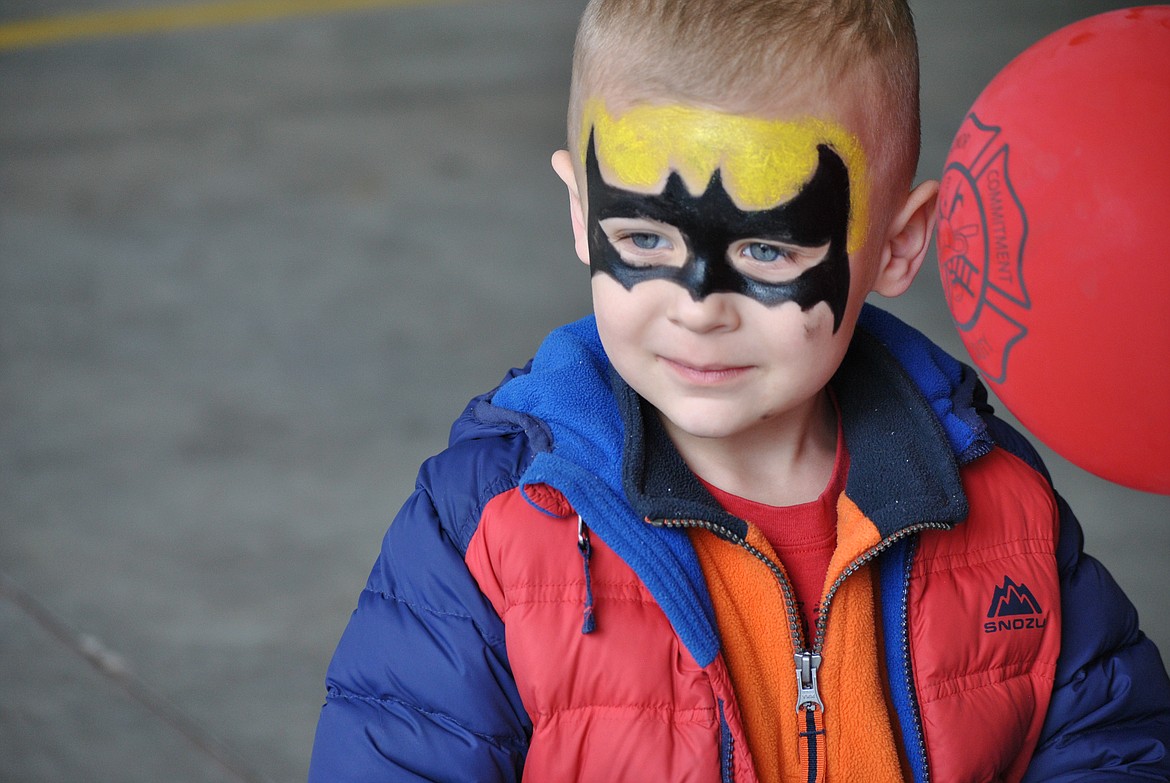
xmin=872 ymin=179 xmax=940 ymax=298
xmin=551 ymin=149 xmax=590 ymax=265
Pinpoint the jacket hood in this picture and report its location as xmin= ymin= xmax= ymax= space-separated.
xmin=856 ymin=305 xmax=990 ymax=464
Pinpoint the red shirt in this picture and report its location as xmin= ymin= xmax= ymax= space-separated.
xmin=700 ymin=427 xmax=848 ymax=635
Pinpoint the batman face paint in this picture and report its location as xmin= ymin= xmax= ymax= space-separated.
xmin=581 ymin=102 xmax=869 ymax=333
xmin=586 ymin=135 xmax=852 ymax=330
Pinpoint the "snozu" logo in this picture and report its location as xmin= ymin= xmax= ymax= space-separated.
xmin=983 ymin=575 xmax=1047 ymax=634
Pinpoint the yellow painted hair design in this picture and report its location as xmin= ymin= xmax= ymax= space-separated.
xmin=581 ymin=100 xmax=870 ymax=252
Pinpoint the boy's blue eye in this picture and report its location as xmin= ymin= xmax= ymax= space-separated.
xmin=630 ymin=233 xmax=662 ymax=250
xmin=745 ymin=242 xmax=786 ymax=262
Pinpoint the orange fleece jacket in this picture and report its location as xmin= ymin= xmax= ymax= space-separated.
xmin=688 ymin=493 xmax=905 ymax=783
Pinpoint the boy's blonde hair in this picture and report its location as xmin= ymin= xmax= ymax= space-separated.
xmin=567 ymin=0 xmax=922 ymax=189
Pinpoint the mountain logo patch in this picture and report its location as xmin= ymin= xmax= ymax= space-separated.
xmin=983 ymin=575 xmax=1047 ymax=633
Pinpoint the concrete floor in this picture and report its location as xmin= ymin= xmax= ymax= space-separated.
xmin=0 ymin=1 xmax=1165 ymax=781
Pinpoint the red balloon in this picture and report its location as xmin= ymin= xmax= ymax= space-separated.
xmin=937 ymin=7 xmax=1170 ymax=495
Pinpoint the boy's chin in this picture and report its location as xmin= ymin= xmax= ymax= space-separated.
xmin=657 ymin=405 xmax=757 ymax=444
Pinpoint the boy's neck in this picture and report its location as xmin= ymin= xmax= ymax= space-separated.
xmin=661 ymin=389 xmax=839 ymax=508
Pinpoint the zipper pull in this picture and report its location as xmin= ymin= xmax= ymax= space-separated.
xmin=794 ymin=652 xmax=824 ymax=712
xmin=577 ymin=515 xmax=597 ymax=634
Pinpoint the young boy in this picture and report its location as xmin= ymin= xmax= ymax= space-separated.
xmin=309 ymin=1 xmax=1170 ymax=780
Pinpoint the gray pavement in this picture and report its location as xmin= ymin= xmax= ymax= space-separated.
xmin=1 ymin=1 xmax=1166 ymax=781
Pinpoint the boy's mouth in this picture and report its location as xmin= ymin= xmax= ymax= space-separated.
xmin=660 ymin=357 xmax=752 ymax=385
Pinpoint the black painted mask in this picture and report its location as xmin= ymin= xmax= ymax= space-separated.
xmin=585 ymin=132 xmax=852 ymax=332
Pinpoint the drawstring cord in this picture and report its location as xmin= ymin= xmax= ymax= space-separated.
xmin=577 ymin=515 xmax=597 ymax=634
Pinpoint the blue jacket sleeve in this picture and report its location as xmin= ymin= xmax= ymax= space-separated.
xmin=308 ymin=444 xmax=532 ymax=781
xmin=1022 ymin=493 xmax=1170 ymax=781
xmin=986 ymin=418 xmax=1170 ymax=780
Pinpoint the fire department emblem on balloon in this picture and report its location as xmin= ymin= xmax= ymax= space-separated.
xmin=937 ymin=114 xmax=1030 ymax=384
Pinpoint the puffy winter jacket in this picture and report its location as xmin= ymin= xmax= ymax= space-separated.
xmin=309 ymin=306 xmax=1170 ymax=782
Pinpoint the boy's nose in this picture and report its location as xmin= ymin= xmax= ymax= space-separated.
xmin=666 ymin=284 xmax=741 ymax=334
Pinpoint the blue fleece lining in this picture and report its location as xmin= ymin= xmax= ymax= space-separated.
xmin=878 ymin=538 xmax=928 ymax=783
xmin=490 ymin=317 xmax=721 ymax=668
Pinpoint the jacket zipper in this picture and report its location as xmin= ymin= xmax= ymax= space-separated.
xmin=650 ymin=515 xmax=950 ymax=782
xmin=718 ymin=699 xmax=735 ymax=783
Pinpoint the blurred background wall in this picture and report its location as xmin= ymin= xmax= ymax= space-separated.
xmin=1 ymin=1 xmax=1166 ymax=781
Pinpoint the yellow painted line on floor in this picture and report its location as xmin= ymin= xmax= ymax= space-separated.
xmin=0 ymin=0 xmax=458 ymax=52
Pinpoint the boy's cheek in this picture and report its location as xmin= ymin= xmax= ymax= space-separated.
xmin=590 ymin=273 xmax=644 ymax=322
